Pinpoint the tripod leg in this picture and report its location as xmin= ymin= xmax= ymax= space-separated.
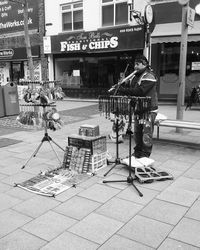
xmin=48 ymin=140 xmax=62 ymax=165
xmin=104 ymin=163 xmax=117 ymax=177
xmin=33 ymin=142 xmax=43 ymax=157
xmin=50 ymin=138 xmax=65 ymax=152
xmin=130 ymin=180 xmax=143 ymax=197
xmin=22 ymin=142 xmax=43 ymax=169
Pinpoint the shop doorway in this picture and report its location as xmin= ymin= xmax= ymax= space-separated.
xmin=10 ymin=62 xmax=24 ymax=82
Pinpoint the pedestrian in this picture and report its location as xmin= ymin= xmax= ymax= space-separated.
xmin=111 ymin=54 xmax=158 ymax=158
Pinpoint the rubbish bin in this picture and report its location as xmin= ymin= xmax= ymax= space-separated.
xmin=2 ymin=82 xmax=20 ymax=116
xmin=0 ymin=86 xmax=5 ymax=117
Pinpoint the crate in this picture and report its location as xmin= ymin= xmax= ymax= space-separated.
xmin=79 ymin=124 xmax=100 ymax=137
xmin=68 ymin=135 xmax=107 ymax=154
xmin=89 ymin=151 xmax=107 ymax=173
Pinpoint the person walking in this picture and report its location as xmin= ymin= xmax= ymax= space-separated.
xmin=111 ymin=54 xmax=158 ymax=158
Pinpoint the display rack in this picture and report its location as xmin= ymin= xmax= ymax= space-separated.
xmin=21 ymin=102 xmax=65 ymax=169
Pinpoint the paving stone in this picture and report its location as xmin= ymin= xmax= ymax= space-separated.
xmin=118 ymin=215 xmax=173 ymax=249
xmin=170 ymin=218 xmax=200 ymax=247
xmin=151 ymin=152 xmax=171 ymax=162
xmin=139 ymin=199 xmax=188 ymax=225
xmin=0 ymin=193 xmax=22 ymax=212
xmin=40 ymin=230 xmax=99 ymax=250
xmin=159 ymin=159 xmax=192 ymax=172
xmin=0 ymin=229 xmax=47 ymax=250
xmin=192 ymin=160 xmax=200 ymax=169
xmin=22 ymin=210 xmax=77 ymax=241
xmin=172 ymin=153 xmax=200 ymax=163
xmin=0 ymin=150 xmax=14 ymax=159
xmin=157 ymin=238 xmax=199 ymax=250
xmin=55 ymin=186 xmax=84 ymax=202
xmin=5 ymin=186 xmax=35 ymax=200
xmin=68 ymin=213 xmax=123 ymax=245
xmin=157 ymin=186 xmax=199 ymax=207
xmin=185 ymin=200 xmax=200 ymax=221
xmin=96 ymin=197 xmax=143 ymax=223
xmin=78 ymin=175 xmax=102 ymax=189
xmin=170 ymin=176 xmax=200 ymax=193
xmin=117 ymin=185 xmax=159 ymax=205
xmin=13 ymin=195 xmax=60 ymax=218
xmin=54 ymin=196 xmax=101 ymax=220
xmin=1 ymin=171 xmax=34 ymax=185
xmin=78 ymin=183 xmax=120 ymax=203
xmin=0 ymin=182 xmax=12 ymax=193
xmin=0 ymin=156 xmax=24 ymax=168
xmin=0 ymin=209 xmax=32 ymax=238
xmin=99 ymin=235 xmax=154 ymax=250
xmin=184 ymin=167 xmax=200 ymax=180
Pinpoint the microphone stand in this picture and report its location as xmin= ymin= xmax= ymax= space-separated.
xmin=104 ymin=63 xmax=129 ymax=177
xmin=103 ymin=98 xmax=143 ymax=197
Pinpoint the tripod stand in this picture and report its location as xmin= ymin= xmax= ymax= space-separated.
xmin=103 ymin=99 xmax=143 ymax=197
xmin=22 ymin=104 xmax=65 ymax=169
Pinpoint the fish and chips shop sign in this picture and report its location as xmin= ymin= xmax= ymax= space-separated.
xmin=48 ymin=25 xmax=145 ymax=54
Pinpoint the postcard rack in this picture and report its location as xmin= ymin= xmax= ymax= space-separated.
xmin=20 ymin=102 xmax=65 ymax=169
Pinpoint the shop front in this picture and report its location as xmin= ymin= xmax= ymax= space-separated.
xmin=151 ymin=0 xmax=200 ymax=101
xmin=47 ymin=25 xmax=145 ymax=98
xmin=0 ymin=46 xmax=41 ymax=85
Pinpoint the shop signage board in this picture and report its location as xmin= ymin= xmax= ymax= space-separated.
xmin=192 ymin=62 xmax=200 ymax=71
xmin=187 ymin=7 xmax=195 ymax=27
xmin=50 ymin=25 xmax=145 ymax=54
xmin=0 ymin=49 xmax=14 ymax=58
xmin=43 ymin=36 xmax=51 ymax=54
xmin=0 ymin=46 xmax=40 ymax=60
xmin=0 ymin=0 xmax=39 ymax=34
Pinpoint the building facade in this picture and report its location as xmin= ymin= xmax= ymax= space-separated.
xmin=44 ymin=0 xmax=150 ymax=98
xmin=0 ymin=0 xmax=46 ymax=85
xmin=151 ymin=0 xmax=200 ymax=100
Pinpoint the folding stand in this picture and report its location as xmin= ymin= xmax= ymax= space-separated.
xmin=103 ymin=100 xmax=143 ymax=197
xmin=104 ymin=111 xmax=124 ymax=177
xmin=22 ymin=103 xmax=65 ymax=169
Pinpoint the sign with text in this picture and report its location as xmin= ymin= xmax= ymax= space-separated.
xmin=0 ymin=46 xmax=39 ymax=60
xmin=43 ymin=36 xmax=51 ymax=54
xmin=50 ymin=25 xmax=145 ymax=54
xmin=0 ymin=49 xmax=14 ymax=58
xmin=192 ymin=62 xmax=200 ymax=71
xmin=187 ymin=7 xmax=195 ymax=27
xmin=0 ymin=0 xmax=39 ymax=34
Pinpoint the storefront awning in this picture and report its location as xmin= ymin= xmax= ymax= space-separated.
xmin=151 ymin=21 xmax=200 ymax=44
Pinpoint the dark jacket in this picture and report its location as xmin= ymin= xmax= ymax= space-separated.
xmin=117 ymin=68 xmax=158 ymax=111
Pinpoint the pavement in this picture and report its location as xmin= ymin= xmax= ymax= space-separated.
xmin=0 ymin=98 xmax=200 ymax=250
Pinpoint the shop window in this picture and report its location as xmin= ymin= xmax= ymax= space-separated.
xmin=61 ymin=2 xmax=83 ymax=31
xmin=102 ymin=0 xmax=128 ymax=27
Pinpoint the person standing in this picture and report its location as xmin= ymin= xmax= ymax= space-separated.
xmin=114 ymin=54 xmax=158 ymax=158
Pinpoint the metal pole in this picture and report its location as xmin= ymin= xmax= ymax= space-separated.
xmin=176 ymin=3 xmax=189 ymax=132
